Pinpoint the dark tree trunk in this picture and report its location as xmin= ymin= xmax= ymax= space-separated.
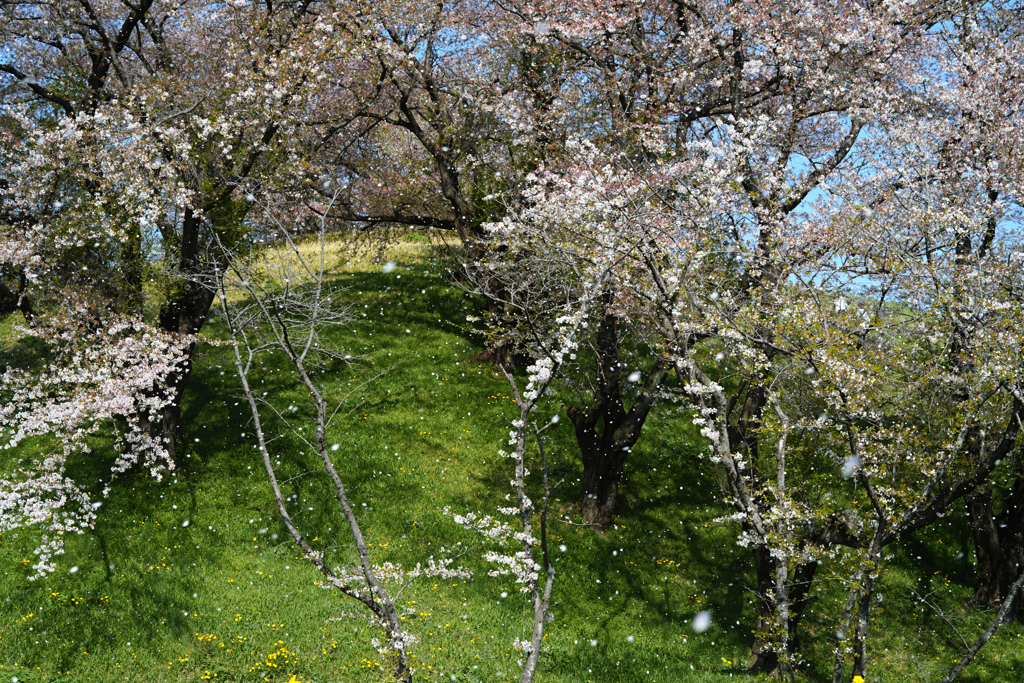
xmin=748 ymin=545 xmax=818 ymax=675
xmin=726 ymin=380 xmax=790 ymax=674
xmin=0 ymin=270 xmax=34 ymax=321
xmin=151 ymin=207 xmax=218 ymax=457
xmin=967 ymin=472 xmax=1024 ymax=621
xmin=788 ymin=560 xmax=818 ymax=658
xmin=471 ymin=342 xmax=531 ymax=371
xmin=575 ymin=427 xmax=629 ymax=529
xmin=470 ymin=270 xmax=532 ymax=372
xmin=154 ymin=285 xmax=215 ymax=458
xmin=969 ymin=491 xmax=1005 ymax=604
xmin=850 ymin=568 xmax=877 ymax=681
xmin=0 ymin=278 xmax=20 ymax=316
xmin=568 ymin=303 xmax=668 ymax=530
xmin=749 ymin=545 xmax=779 ymax=674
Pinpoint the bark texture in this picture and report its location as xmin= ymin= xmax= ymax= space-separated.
xmin=152 ymin=207 xmax=219 ymax=456
xmin=569 ymin=306 xmax=667 ymax=529
xmin=748 ymin=546 xmax=818 ymax=674
xmin=966 ymin=472 xmax=1024 ymax=621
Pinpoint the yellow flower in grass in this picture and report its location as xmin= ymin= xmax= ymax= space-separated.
xmin=853 ymin=676 xmax=865 ymax=683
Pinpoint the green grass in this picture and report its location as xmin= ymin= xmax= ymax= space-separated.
xmin=0 ymin=240 xmax=1022 ymax=682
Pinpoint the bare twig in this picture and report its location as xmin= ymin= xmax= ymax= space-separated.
xmin=937 ymin=570 xmax=1024 ymax=683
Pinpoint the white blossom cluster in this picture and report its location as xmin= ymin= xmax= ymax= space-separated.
xmin=0 ymin=316 xmax=194 ymax=578
xmin=445 ymin=506 xmax=541 ymax=591
xmin=330 ymin=557 xmax=471 ymax=589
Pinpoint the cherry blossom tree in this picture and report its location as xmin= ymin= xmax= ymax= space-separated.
xmin=482 ymin=0 xmax=1024 ymax=678
xmin=213 ymin=202 xmax=423 ymax=682
xmin=0 ymin=0 xmax=388 ymax=452
xmin=3 ymin=0 xmax=1022 ymax=679
xmin=301 ymin=0 xmax=591 ymax=366
xmin=0 ymin=309 xmax=194 ymax=579
xmin=447 ymin=356 xmax=576 ymax=683
xmin=474 ymin=0 xmax=909 ymax=530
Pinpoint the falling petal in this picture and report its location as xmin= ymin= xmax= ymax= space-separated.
xmin=842 ymin=455 xmax=860 ymax=479
xmin=692 ymin=611 xmax=712 ymax=633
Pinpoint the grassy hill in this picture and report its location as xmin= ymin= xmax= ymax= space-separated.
xmin=0 ymin=239 xmax=1021 ymax=683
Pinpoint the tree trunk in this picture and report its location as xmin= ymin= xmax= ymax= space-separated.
xmin=967 ymin=474 xmax=1024 ymax=621
xmin=0 ymin=278 xmax=19 ymax=316
xmin=748 ymin=545 xmax=818 ymax=676
xmin=577 ymin=435 xmax=629 ymax=529
xmin=470 ymin=313 xmax=532 ymax=371
xmin=851 ymin=564 xmax=878 ymax=681
xmin=568 ymin=304 xmax=667 ymax=530
xmin=749 ymin=546 xmax=780 ymax=674
xmin=0 ymin=270 xmax=34 ymax=321
xmin=151 ymin=206 xmax=218 ymax=457
xmin=154 ymin=284 xmax=215 ymax=458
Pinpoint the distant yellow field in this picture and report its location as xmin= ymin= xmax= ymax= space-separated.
xmin=0 ymin=234 xmax=453 ymax=349
xmin=219 ymin=233 xmax=449 ymax=301
xmin=262 ymin=234 xmax=432 ymax=276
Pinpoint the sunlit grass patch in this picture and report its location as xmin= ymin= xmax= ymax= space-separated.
xmin=214 ymin=233 xmax=438 ymax=303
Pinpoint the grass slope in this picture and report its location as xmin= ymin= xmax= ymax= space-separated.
xmin=0 ymin=240 xmax=1022 ymax=682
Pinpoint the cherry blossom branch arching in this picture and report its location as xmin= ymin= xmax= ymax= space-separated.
xmin=0 ymin=316 xmax=194 ymax=579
